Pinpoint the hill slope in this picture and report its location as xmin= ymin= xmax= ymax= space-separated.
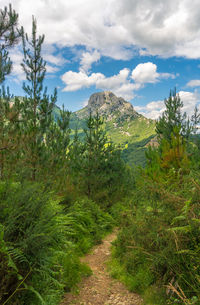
xmin=69 ymin=91 xmax=156 ymax=166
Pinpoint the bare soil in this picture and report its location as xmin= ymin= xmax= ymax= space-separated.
xmin=61 ymin=230 xmax=143 ymax=305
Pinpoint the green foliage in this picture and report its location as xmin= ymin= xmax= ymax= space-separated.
xmin=122 ymin=135 xmax=155 ymax=167
xmin=62 ymin=197 xmax=114 ymax=253
xmin=0 ymin=182 xmax=114 ymax=304
xmin=0 ymin=4 xmax=20 ymax=83
xmin=145 ymin=126 xmax=190 ymax=180
xmin=0 ymin=87 xmax=22 ymax=179
xmin=69 ymin=110 xmax=156 ymax=167
xmin=19 ymin=17 xmax=57 ymax=181
xmin=105 ymin=116 xmax=156 ymax=167
xmin=111 ymin=89 xmax=200 ymax=304
xmin=0 ymin=18 xmax=71 ymax=187
xmin=44 ymin=105 xmax=71 ymax=189
xmin=191 ymin=106 xmax=200 ymax=135
xmin=0 ymin=11 xmax=120 ymax=305
xmin=0 ymin=223 xmax=19 ymax=305
xmin=0 ymin=182 xmax=76 ymax=304
xmin=68 ymin=112 xmax=129 ymax=206
xmin=156 ymin=89 xmax=191 ymax=143
xmin=112 ymin=173 xmax=200 ymax=303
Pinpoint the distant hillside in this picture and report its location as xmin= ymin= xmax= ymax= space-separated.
xmin=69 ymin=91 xmax=156 ymax=166
xmin=11 ymin=93 xmax=156 ymax=166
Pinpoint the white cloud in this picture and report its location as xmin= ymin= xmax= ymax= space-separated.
xmin=44 ymin=54 xmax=66 ymax=67
xmin=132 ymin=62 xmax=159 ymax=83
xmin=61 ymin=68 xmax=136 ymax=100
xmin=96 ymin=68 xmax=130 ymax=89
xmin=61 ymin=62 xmax=176 ymax=100
xmin=82 ymin=99 xmax=89 ymax=107
xmin=43 ymin=48 xmax=69 ymax=75
xmin=186 ymin=79 xmax=200 ymax=87
xmin=135 ymin=90 xmax=200 ymax=119
xmin=61 ymin=71 xmax=104 ymax=91
xmin=135 ymin=100 xmax=165 ymax=119
xmin=45 ymin=64 xmax=59 ymax=74
xmin=131 ymin=62 xmax=176 ymax=84
xmin=7 ymin=43 xmax=67 ymax=82
xmin=2 ymin=0 xmax=200 ymax=59
xmin=179 ymin=90 xmax=199 ymax=117
xmin=80 ymin=50 xmax=100 ymax=73
xmin=146 ymin=100 xmax=165 ymax=111
xmin=112 ymin=83 xmax=137 ymax=100
xmin=9 ymin=49 xmax=26 ymax=82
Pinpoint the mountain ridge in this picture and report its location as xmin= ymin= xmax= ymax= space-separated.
xmin=76 ymin=91 xmax=141 ymax=123
xmin=10 ymin=92 xmax=156 ymax=166
xmin=70 ymin=91 xmax=156 ymax=166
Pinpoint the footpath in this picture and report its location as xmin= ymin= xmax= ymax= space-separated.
xmin=61 ymin=230 xmax=143 ymax=305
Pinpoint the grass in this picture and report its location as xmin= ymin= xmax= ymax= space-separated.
xmin=107 ymin=250 xmax=167 ymax=305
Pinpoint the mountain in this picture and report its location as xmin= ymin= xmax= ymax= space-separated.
xmin=10 ymin=93 xmax=155 ymax=165
xmin=69 ymin=91 xmax=156 ymax=166
xmin=76 ymin=91 xmax=140 ymax=121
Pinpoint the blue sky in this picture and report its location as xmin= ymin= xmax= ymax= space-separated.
xmin=2 ymin=0 xmax=200 ymax=119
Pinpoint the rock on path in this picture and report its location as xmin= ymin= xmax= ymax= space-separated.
xmin=61 ymin=230 xmax=143 ymax=305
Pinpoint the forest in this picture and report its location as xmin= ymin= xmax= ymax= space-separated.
xmin=0 ymin=5 xmax=200 ymax=305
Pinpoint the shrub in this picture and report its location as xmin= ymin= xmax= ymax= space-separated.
xmin=0 ymin=182 xmax=90 ymax=304
xmin=112 ymin=174 xmax=200 ymax=304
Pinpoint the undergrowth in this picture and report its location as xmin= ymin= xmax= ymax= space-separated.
xmin=0 ymin=182 xmax=114 ymax=305
xmin=110 ymin=174 xmax=200 ymax=305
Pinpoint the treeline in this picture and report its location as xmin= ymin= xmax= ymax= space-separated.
xmin=0 ymin=7 xmax=129 ymax=305
xmin=112 ymin=90 xmax=200 ymax=304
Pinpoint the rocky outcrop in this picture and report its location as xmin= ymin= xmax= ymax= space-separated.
xmin=76 ymin=91 xmax=140 ymax=123
xmin=145 ymin=136 xmax=159 ymax=148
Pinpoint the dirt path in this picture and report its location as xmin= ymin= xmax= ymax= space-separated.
xmin=61 ymin=230 xmax=143 ymax=305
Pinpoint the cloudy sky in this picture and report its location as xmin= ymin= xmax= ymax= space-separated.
xmin=1 ymin=0 xmax=200 ymax=119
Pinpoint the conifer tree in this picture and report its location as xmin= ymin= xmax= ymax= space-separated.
xmin=0 ymin=4 xmax=21 ymax=175
xmin=67 ymin=127 xmax=84 ymax=195
xmin=147 ymin=89 xmax=192 ymax=178
xmin=83 ymin=112 xmax=106 ymax=197
xmin=156 ymin=89 xmax=188 ymax=143
xmin=0 ymin=87 xmax=22 ymax=179
xmin=20 ymin=17 xmax=56 ymax=180
xmin=74 ymin=112 xmax=126 ymax=204
xmin=44 ymin=106 xmax=71 ymax=188
xmin=191 ymin=106 xmax=200 ymax=134
xmin=0 ymin=4 xmax=20 ymax=83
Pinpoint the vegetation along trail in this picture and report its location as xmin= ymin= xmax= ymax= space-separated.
xmin=61 ymin=230 xmax=143 ymax=305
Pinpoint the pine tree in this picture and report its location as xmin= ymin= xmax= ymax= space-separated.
xmin=0 ymin=87 xmax=22 ymax=179
xmin=20 ymin=17 xmax=56 ymax=181
xmin=146 ymin=89 xmax=192 ymax=179
xmin=44 ymin=105 xmax=71 ymax=188
xmin=73 ymin=112 xmax=126 ymax=204
xmin=66 ymin=127 xmax=84 ymax=196
xmin=160 ymin=126 xmax=189 ymax=173
xmin=156 ymin=89 xmax=190 ymax=143
xmin=0 ymin=5 xmax=21 ymax=176
xmin=191 ymin=106 xmax=200 ymax=134
xmin=0 ymin=4 xmax=20 ymax=83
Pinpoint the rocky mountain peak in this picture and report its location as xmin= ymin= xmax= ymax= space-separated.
xmin=87 ymin=91 xmax=115 ymax=108
xmin=76 ymin=91 xmax=141 ymax=123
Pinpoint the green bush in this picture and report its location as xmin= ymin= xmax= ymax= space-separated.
xmin=112 ymin=174 xmax=200 ymax=304
xmin=0 ymin=182 xmax=91 ymax=304
xmin=61 ymin=196 xmax=114 ymax=254
xmin=0 ymin=182 xmax=115 ymax=305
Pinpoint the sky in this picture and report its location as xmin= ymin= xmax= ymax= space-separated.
xmin=1 ymin=0 xmax=200 ymax=119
